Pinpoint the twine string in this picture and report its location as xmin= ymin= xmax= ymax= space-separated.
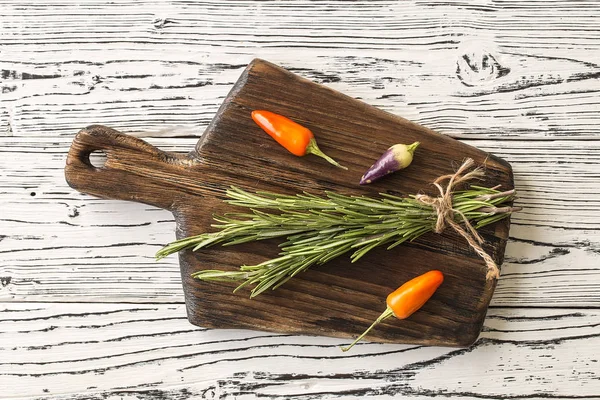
xmin=415 ymin=158 xmax=500 ymax=280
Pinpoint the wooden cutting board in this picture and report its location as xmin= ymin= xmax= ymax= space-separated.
xmin=65 ymin=59 xmax=513 ymax=347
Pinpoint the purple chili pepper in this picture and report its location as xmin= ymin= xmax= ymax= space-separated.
xmin=359 ymin=142 xmax=420 ymax=185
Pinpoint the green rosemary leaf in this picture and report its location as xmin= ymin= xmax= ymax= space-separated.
xmin=192 ymin=269 xmax=249 ymax=281
xmin=475 ymin=212 xmax=512 ymax=229
xmin=386 ymin=235 xmax=411 ymax=250
xmin=351 ymin=232 xmax=398 ymax=262
xmin=319 ymin=242 xmax=355 ymax=264
xmin=157 ymin=182 xmax=520 ymax=296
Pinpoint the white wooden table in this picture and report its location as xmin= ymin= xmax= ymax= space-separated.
xmin=2 ymin=1 xmax=599 ymax=398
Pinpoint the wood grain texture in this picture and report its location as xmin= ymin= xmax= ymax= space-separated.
xmin=1 ymin=304 xmax=599 ymax=399
xmin=1 ymin=0 xmax=600 ymax=398
xmin=63 ymin=59 xmax=514 ymax=347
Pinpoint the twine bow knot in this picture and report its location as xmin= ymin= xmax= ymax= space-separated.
xmin=415 ymin=158 xmax=501 ymax=281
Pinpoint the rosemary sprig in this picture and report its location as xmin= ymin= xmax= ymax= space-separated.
xmin=156 ymin=185 xmax=520 ymax=298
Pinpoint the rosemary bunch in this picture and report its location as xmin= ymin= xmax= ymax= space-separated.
xmin=156 ymin=185 xmax=519 ymax=297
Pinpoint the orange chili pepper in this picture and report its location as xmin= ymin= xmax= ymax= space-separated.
xmin=341 ymin=270 xmax=444 ymax=352
xmin=251 ymin=110 xmax=347 ymax=169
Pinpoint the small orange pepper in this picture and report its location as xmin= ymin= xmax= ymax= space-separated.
xmin=251 ymin=110 xmax=347 ymax=169
xmin=342 ymin=270 xmax=444 ymax=352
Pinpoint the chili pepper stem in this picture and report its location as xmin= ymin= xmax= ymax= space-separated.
xmin=406 ymin=141 xmax=420 ymax=154
xmin=305 ymin=138 xmax=347 ymax=170
xmin=341 ymin=307 xmax=395 ymax=352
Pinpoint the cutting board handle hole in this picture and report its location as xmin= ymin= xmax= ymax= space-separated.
xmin=88 ymin=150 xmax=107 ymax=168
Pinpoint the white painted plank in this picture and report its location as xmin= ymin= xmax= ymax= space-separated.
xmin=1 ymin=1 xmax=600 ymax=139
xmin=0 ymin=303 xmax=598 ymax=399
